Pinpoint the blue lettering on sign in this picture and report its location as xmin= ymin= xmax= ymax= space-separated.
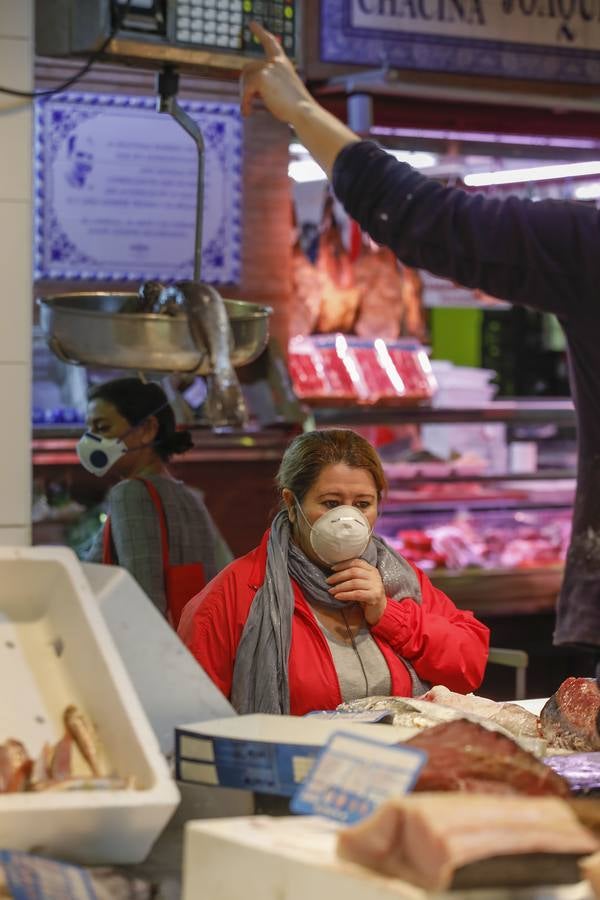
xmin=333 ymin=0 xmax=600 ymax=83
xmin=355 ymin=0 xmax=487 ymax=19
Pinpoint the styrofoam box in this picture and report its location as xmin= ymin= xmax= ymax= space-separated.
xmin=182 ymin=815 xmax=593 ymax=900
xmin=0 ymin=546 xmax=179 ymax=865
xmin=176 ymin=714 xmax=416 ymax=797
xmin=82 ymin=561 xmax=235 ymax=756
xmin=182 ymin=815 xmax=426 ymax=900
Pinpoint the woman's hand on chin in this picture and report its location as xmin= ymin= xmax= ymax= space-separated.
xmin=326 ymin=559 xmax=387 ymax=625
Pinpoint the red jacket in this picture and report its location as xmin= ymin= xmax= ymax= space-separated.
xmin=178 ymin=530 xmax=490 ymax=715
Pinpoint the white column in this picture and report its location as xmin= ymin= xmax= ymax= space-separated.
xmin=0 ymin=2 xmax=33 ymax=545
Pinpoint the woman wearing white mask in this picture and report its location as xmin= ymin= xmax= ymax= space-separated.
xmin=178 ymin=429 xmax=489 ymax=715
xmin=81 ymin=377 xmax=231 ymax=625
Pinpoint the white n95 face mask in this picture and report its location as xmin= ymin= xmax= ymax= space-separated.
xmin=296 ymin=502 xmax=372 ymax=566
xmin=76 ymin=432 xmax=127 ymax=477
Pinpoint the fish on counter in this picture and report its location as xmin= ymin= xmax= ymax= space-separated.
xmin=540 ymin=677 xmax=600 ymax=753
xmin=0 ymin=705 xmax=130 ymax=794
xmin=0 ymin=741 xmax=31 ymax=793
xmin=337 ymin=694 xmax=458 ymax=730
xmin=338 ymin=693 xmax=546 ymax=754
xmin=337 ymin=793 xmax=598 ymax=891
xmin=64 ymin=704 xmax=104 ymax=778
xmin=423 ymin=684 xmax=541 ymax=740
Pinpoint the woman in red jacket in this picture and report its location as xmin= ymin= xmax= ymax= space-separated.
xmin=178 ymin=429 xmax=489 ymax=715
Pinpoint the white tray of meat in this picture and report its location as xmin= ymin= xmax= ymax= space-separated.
xmin=0 ymin=546 xmax=179 ymax=865
xmin=182 ymin=801 xmax=599 ymax=900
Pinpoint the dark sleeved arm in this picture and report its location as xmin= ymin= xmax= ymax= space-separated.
xmin=107 ymin=480 xmax=167 ymax=614
xmin=333 ymin=141 xmax=600 ymax=320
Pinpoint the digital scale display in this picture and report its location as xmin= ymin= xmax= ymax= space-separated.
xmin=173 ymin=0 xmax=296 ymax=56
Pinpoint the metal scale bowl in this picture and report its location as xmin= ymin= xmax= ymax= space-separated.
xmin=38 ymin=68 xmax=272 ymax=387
xmin=39 ymin=292 xmax=271 ymax=374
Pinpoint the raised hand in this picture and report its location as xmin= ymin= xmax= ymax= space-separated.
xmin=327 ymin=558 xmax=387 ymax=625
xmin=240 ymin=22 xmax=313 ymax=125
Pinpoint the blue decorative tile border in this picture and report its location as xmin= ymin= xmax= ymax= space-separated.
xmin=321 ymin=0 xmax=600 ymax=85
xmin=35 ymin=93 xmax=243 ymax=283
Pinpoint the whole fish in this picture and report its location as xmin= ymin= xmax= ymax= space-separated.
xmin=137 ymin=280 xmax=167 ymax=313
xmin=157 ymin=281 xmax=247 ymax=428
xmin=0 ymin=740 xmax=32 ymax=792
xmin=338 ymin=696 xmax=547 ymax=755
xmin=64 ymin=705 xmax=104 ymax=778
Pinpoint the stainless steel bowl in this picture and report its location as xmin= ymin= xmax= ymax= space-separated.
xmin=38 ymin=292 xmax=272 ymax=374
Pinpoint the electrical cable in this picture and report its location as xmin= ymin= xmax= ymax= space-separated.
xmin=0 ymin=0 xmax=133 ymax=98
xmin=341 ymin=607 xmax=370 ymax=699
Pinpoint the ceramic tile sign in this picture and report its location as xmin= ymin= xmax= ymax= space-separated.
xmin=34 ymin=93 xmax=242 ymax=283
xmin=321 ymin=0 xmax=600 ymax=84
xmin=291 ymin=731 xmax=426 ymax=825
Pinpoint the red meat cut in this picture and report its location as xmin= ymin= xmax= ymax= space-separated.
xmin=404 ymin=719 xmax=570 ymax=797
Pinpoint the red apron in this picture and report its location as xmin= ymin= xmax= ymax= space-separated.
xmin=102 ymin=478 xmax=205 ymax=629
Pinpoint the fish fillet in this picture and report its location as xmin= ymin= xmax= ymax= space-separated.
xmin=337 ymin=793 xmax=598 ymax=891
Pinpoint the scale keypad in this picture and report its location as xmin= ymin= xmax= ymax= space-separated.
xmin=174 ymin=0 xmax=295 ymax=56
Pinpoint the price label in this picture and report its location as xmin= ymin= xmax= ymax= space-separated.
xmin=290 ymin=731 xmax=426 ymax=825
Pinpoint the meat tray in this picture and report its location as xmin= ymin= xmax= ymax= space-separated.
xmin=0 ymin=546 xmax=179 ymax=865
xmin=182 ymin=814 xmax=597 ymax=900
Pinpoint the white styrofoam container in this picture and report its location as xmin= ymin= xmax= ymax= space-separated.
xmin=82 ymin=561 xmax=235 ymax=756
xmin=0 ymin=546 xmax=179 ymax=865
xmin=182 ymin=815 xmax=423 ymax=900
xmin=182 ymin=815 xmax=593 ymax=900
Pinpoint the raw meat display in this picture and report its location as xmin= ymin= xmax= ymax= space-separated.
xmin=400 ymin=265 xmax=426 ymax=340
xmin=544 ymin=753 xmax=600 ymax=796
xmin=289 ymin=241 xmax=323 ymax=338
xmin=404 ymin=719 xmax=569 ymax=797
xmin=287 ymin=335 xmax=436 ymax=406
xmin=286 ymin=339 xmax=330 ymax=399
xmin=391 ymin=511 xmax=571 ymax=572
xmin=336 ymin=793 xmax=598 ymax=890
xmin=540 ymin=678 xmax=600 ymax=752
xmin=353 ymin=245 xmax=404 ymax=340
xmin=287 ymin=336 xmax=354 ymax=403
xmin=315 ymin=205 xmax=360 ymax=333
xmin=387 ymin=343 xmax=435 ymax=398
xmin=0 ymin=705 xmax=131 ymax=793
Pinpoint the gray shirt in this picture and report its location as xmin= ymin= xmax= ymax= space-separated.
xmin=86 ymin=474 xmax=232 ymax=615
xmin=315 ymin=615 xmax=392 ymax=703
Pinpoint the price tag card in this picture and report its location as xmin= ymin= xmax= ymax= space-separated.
xmin=304 ymin=710 xmax=394 ymax=724
xmin=290 ymin=731 xmax=426 ymax=825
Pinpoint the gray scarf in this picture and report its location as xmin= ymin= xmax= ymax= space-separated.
xmin=230 ymin=510 xmax=428 ymax=714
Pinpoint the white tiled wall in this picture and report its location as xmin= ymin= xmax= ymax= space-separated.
xmin=0 ymin=1 xmax=33 ymax=545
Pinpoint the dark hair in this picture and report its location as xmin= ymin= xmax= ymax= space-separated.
xmin=88 ymin=377 xmax=193 ymax=461
xmin=276 ymin=429 xmax=387 ymax=502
